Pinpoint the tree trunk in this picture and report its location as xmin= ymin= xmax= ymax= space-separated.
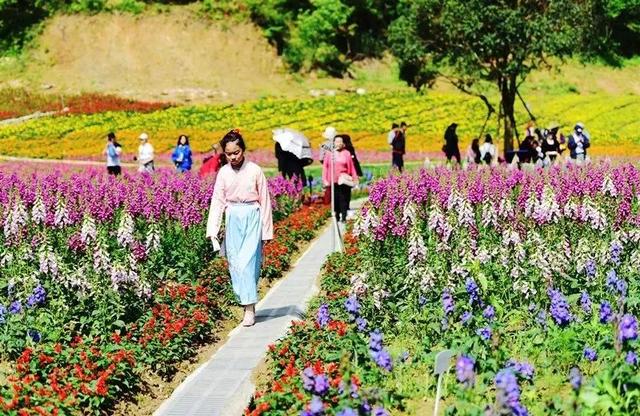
xmin=498 ymin=76 xmax=518 ymax=160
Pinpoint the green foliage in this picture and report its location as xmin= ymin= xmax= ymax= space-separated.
xmin=0 ymin=0 xmax=58 ymax=54
xmin=66 ymin=0 xmax=106 ymax=13
xmin=387 ymin=0 xmax=586 ymax=152
xmin=113 ymin=0 xmax=145 ymax=14
xmin=285 ymin=0 xmax=354 ymax=75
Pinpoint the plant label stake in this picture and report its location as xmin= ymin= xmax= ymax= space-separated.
xmin=433 ymin=349 xmax=454 ymax=416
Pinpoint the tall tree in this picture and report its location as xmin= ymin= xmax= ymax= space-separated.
xmin=388 ymin=0 xmax=585 ymax=156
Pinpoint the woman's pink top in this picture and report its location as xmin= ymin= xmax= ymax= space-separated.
xmin=206 ymin=160 xmax=273 ymax=241
xmin=322 ymin=149 xmax=358 ymax=187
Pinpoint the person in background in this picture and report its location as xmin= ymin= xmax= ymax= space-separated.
xmin=206 ymin=129 xmax=273 ymax=327
xmin=443 ymin=123 xmax=461 ymax=165
xmin=519 ymin=135 xmax=534 ymax=164
xmin=319 ymin=126 xmax=337 ymax=204
xmin=542 ymin=129 xmax=561 ymax=166
xmin=199 ymin=143 xmax=225 ymax=179
xmin=275 ymin=141 xmax=307 ymax=187
xmin=479 ymin=134 xmax=497 ymax=165
xmin=336 ymin=134 xmax=362 ymax=215
xmin=387 ymin=123 xmax=399 ymax=146
xmin=172 ymin=134 xmax=193 ymax=173
xmin=136 ymin=133 xmax=155 ymax=173
xmin=391 ymin=122 xmax=406 ymax=172
xmin=465 ymin=138 xmax=481 ymax=166
xmin=322 ymin=135 xmax=358 ymax=223
xmin=568 ymin=122 xmax=590 ymax=164
xmin=105 ymin=132 xmax=122 ymax=176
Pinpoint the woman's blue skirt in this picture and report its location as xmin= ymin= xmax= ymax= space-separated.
xmin=225 ymin=203 xmax=263 ymax=305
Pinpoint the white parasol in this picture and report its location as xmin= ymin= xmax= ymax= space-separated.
xmin=272 ymin=128 xmax=313 ymax=166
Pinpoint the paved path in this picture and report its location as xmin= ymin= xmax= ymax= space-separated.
xmin=153 ymin=208 xmax=355 ymax=416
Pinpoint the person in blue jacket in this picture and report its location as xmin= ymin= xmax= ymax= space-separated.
xmin=172 ymin=134 xmax=193 ymax=172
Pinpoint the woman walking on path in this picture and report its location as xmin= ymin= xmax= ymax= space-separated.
xmin=104 ymin=132 xmax=122 ymax=176
xmin=172 ymin=134 xmax=193 ymax=173
xmin=338 ymin=134 xmax=362 ymax=215
xmin=322 ymin=135 xmax=358 ymax=223
xmin=206 ymin=130 xmax=273 ymax=327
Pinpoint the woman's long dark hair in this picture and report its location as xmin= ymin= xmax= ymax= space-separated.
xmin=335 ymin=134 xmax=354 ymax=152
xmin=176 ymin=134 xmax=190 ymax=146
xmin=220 ymin=129 xmax=246 ymax=152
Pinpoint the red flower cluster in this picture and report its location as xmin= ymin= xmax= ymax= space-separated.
xmin=1 ymin=339 xmax=137 ymax=416
xmin=49 ymin=93 xmax=170 ymax=116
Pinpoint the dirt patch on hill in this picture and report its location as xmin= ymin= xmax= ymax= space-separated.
xmin=7 ymin=8 xmax=298 ymax=103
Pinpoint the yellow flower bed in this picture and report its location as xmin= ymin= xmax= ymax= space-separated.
xmin=0 ymin=91 xmax=638 ymax=159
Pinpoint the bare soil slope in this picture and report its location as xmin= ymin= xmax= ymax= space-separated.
xmin=9 ymin=9 xmax=296 ymax=103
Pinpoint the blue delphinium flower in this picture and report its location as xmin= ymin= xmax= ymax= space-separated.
xmin=584 ymin=259 xmax=596 ymax=278
xmin=610 ymin=240 xmax=622 ymax=266
xmin=344 ymin=296 xmax=360 ymax=318
xmin=313 ymin=374 xmax=329 ymax=396
xmin=28 ymin=329 xmax=41 ymax=343
xmin=461 ymin=311 xmax=473 ymax=325
xmin=356 ymin=317 xmax=368 ymax=332
xmin=309 ymin=396 xmax=324 ymax=415
xmin=618 ymin=314 xmax=638 ymax=342
xmin=583 ymin=347 xmax=597 ymax=362
xmin=372 ymin=407 xmax=389 ymax=416
xmin=316 ymin=304 xmax=330 ymax=328
xmin=476 ymin=327 xmax=492 ymax=341
xmin=507 ymin=359 xmax=535 ymax=380
xmin=616 ymin=279 xmax=628 ymax=296
xmin=418 ymin=295 xmax=427 ymax=307
xmin=442 ymin=289 xmax=454 ymax=315
xmin=579 ymin=291 xmax=592 ymax=314
xmin=535 ymin=309 xmax=547 ymax=327
xmin=302 ymin=367 xmax=315 ymax=392
xmin=456 ymin=355 xmax=475 ymax=387
xmin=336 ymin=408 xmax=357 ymax=416
xmin=465 ymin=278 xmax=480 ymax=305
xmin=495 ymin=369 xmax=527 ymax=414
xmin=371 ymin=349 xmax=393 ymax=371
xmin=599 ymin=301 xmax=614 ymax=324
xmin=0 ymin=305 xmax=6 ymax=324
xmin=483 ymin=305 xmax=495 ymax=320
xmin=369 ymin=329 xmax=383 ymax=352
xmin=626 ymin=351 xmax=638 ymax=366
xmin=26 ymin=284 xmax=47 ymax=308
xmin=606 ymin=269 xmax=618 ymax=290
xmin=569 ymin=367 xmax=582 ymax=391
xmin=547 ymin=288 xmax=572 ymax=326
xmin=9 ymin=300 xmax=22 ymax=315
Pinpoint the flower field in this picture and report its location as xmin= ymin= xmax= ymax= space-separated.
xmin=0 ymin=164 xmax=329 ymax=415
xmin=0 ymin=91 xmax=638 ymax=161
xmin=249 ymin=163 xmax=640 ymax=415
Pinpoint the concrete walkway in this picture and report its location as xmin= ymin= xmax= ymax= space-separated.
xmin=153 ymin=214 xmax=348 ymax=416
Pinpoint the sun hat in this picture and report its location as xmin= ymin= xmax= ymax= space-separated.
xmin=322 ymin=126 xmax=337 ymax=140
xmin=575 ymin=122 xmax=585 ymax=130
xmin=139 ymin=132 xmax=149 ymax=140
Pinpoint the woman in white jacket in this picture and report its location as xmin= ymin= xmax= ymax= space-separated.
xmin=479 ymin=134 xmax=497 ymax=166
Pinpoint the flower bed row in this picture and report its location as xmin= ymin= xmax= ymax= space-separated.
xmin=0 ymin=200 xmax=330 ymax=415
xmin=250 ymin=163 xmax=640 ymax=416
xmin=1 ymin=91 xmax=638 ymax=160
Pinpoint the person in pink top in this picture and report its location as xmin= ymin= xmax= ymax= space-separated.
xmin=206 ymin=130 xmax=273 ymax=327
xmin=322 ymin=135 xmax=358 ymax=223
